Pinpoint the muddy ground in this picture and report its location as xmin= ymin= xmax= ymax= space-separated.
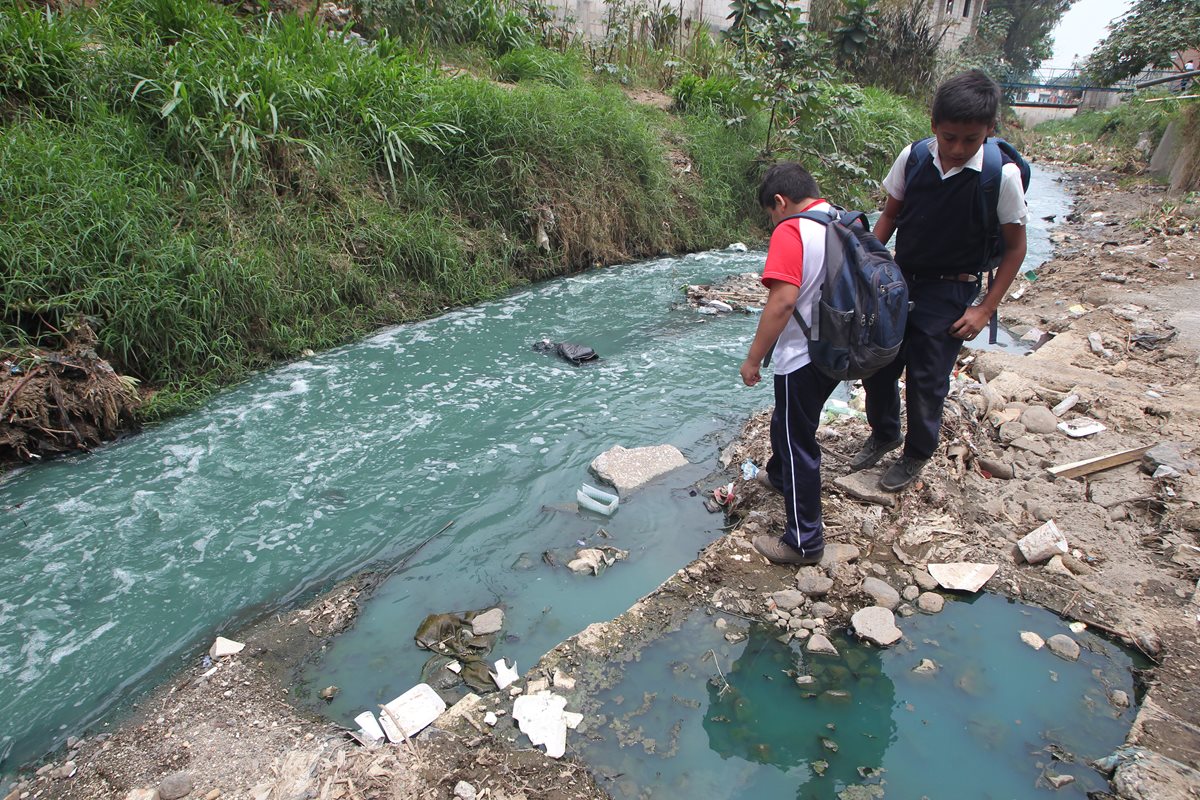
xmin=12 ymin=161 xmax=1200 ymax=799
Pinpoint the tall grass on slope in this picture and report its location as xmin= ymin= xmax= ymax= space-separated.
xmin=1 ymin=0 xmax=758 ymax=415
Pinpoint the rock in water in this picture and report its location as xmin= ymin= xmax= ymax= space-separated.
xmin=917 ymin=592 xmax=945 ymax=613
xmin=861 ymin=577 xmax=900 ymax=610
xmin=1047 ymin=634 xmax=1080 ymax=661
xmin=1020 ymin=631 xmax=1045 ymax=650
xmin=851 ymin=606 xmax=902 ymax=646
xmin=588 ymin=445 xmax=689 ymax=495
xmin=912 ymin=658 xmax=938 ymax=674
xmin=806 ymin=634 xmax=840 ymax=656
xmin=470 ymin=608 xmax=504 ymax=636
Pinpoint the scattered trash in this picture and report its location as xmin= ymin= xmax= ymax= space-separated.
xmin=567 ymin=546 xmax=629 ymax=575
xmin=446 ymin=661 xmax=463 ymax=674
xmin=208 ymin=636 xmax=245 ymax=659
xmin=1132 ymin=329 xmax=1179 ymax=350
xmin=484 ymin=711 xmax=498 ymax=727
xmin=490 ymin=658 xmax=520 ymax=690
xmin=532 ymin=339 xmax=600 ymax=365
xmin=354 ymin=711 xmax=386 ymax=743
xmin=1068 ymin=621 xmax=1088 ymax=634
xmin=1017 ymin=520 xmax=1068 ymax=564
xmin=1051 ymin=394 xmax=1079 ymax=417
xmin=1057 ymin=418 xmax=1106 ymax=438
xmin=320 ymin=685 xmax=339 ymax=701
xmin=727 ymin=242 xmax=748 ymax=252
xmin=705 ymin=299 xmax=734 ymax=313
xmin=713 ymin=482 xmax=735 ymax=506
xmin=1087 ymin=332 xmax=1113 ymax=359
xmin=512 ymin=690 xmax=578 ymax=758
xmin=576 ymin=483 xmax=619 ymax=516
xmin=927 ymin=562 xmax=998 ymax=593
xmin=741 ymin=461 xmax=760 ymax=481
xmin=378 ymin=684 xmax=446 ymax=741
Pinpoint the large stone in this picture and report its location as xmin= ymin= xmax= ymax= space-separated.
xmin=588 ymin=445 xmax=689 ymax=495
xmin=861 ymin=577 xmax=900 ymax=610
xmin=158 ymin=773 xmax=194 ymax=800
xmin=1114 ymin=748 xmax=1200 ymax=800
xmin=819 ymin=543 xmax=861 ymax=566
xmin=911 ymin=569 xmax=938 ymax=592
xmin=833 ymin=473 xmax=896 ymax=507
xmin=851 ymin=606 xmax=902 ymax=646
xmin=1090 ymin=478 xmax=1149 ymax=509
xmin=1020 ymin=406 xmax=1059 ymax=434
xmin=1047 ymin=634 xmax=1080 ymax=661
xmin=806 ymin=633 xmax=840 ymax=656
xmin=810 ymin=602 xmax=837 ymax=619
xmin=927 ymin=562 xmax=998 ymax=593
xmin=901 ymin=585 xmax=920 ymax=602
xmin=770 ymin=589 xmax=806 ymax=611
xmin=208 ymin=637 xmax=244 ymax=659
xmin=998 ymin=421 xmax=1027 ymax=442
xmin=470 ymin=608 xmax=504 ymax=636
xmin=1017 ymin=520 xmax=1068 ymax=564
xmin=917 ymin=592 xmax=945 ymax=613
xmin=1142 ymin=442 xmax=1199 ymax=476
xmin=796 ymin=575 xmax=834 ymax=597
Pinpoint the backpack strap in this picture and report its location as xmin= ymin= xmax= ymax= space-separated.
xmin=903 ymin=137 xmax=936 ymax=193
xmin=979 ymin=139 xmax=1004 ymax=345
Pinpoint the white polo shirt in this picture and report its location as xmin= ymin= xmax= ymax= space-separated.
xmin=881 ymin=139 xmax=1028 ymax=226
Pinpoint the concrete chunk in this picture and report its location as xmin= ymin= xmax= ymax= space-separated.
xmin=851 ymin=606 xmax=902 ymax=646
xmin=589 ymin=445 xmax=689 ymax=495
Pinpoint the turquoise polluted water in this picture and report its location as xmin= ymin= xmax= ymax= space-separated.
xmin=576 ymin=594 xmax=1143 ymax=800
xmin=0 ymin=165 xmax=1074 ymax=779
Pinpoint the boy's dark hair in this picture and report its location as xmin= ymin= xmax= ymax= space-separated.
xmin=757 ymin=162 xmax=820 ymax=209
xmin=931 ymin=69 xmax=1000 ymax=126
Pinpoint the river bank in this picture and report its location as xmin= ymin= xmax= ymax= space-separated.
xmin=13 ymin=166 xmax=1200 ymax=799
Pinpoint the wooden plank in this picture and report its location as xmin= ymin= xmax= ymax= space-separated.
xmin=1046 ymin=445 xmax=1153 ymax=480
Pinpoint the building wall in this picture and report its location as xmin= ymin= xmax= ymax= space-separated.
xmin=553 ymin=0 xmax=974 ymax=52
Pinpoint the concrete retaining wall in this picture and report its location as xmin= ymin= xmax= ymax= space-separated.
xmin=1011 ymin=104 xmax=1077 ymax=127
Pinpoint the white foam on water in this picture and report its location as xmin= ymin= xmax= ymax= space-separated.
xmin=49 ymin=621 xmax=118 ymax=666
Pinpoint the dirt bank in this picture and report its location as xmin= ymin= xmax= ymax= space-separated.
xmin=15 ymin=166 xmax=1200 ymax=799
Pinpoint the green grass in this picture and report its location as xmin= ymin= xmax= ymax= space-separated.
xmin=1034 ymin=94 xmax=1185 ymax=154
xmin=0 ymin=0 xmax=929 ymax=420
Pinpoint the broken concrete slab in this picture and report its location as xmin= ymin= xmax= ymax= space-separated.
xmin=379 ymin=683 xmax=447 ymax=741
xmin=1017 ymin=519 xmax=1068 ymax=564
xmin=1143 ymin=442 xmax=1198 ymax=476
xmin=589 ymin=444 xmax=689 ymax=495
xmin=833 ymin=472 xmax=896 ymax=507
xmin=851 ymin=606 xmax=902 ymax=646
xmin=927 ymin=562 xmax=998 ymax=593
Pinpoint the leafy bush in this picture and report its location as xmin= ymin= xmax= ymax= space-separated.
xmin=495 ymin=46 xmax=580 ymax=87
xmin=671 ymin=73 xmax=756 ymax=116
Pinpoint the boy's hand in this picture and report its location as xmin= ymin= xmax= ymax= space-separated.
xmin=949 ymin=305 xmax=991 ymax=340
xmin=740 ymin=358 xmax=761 ymax=386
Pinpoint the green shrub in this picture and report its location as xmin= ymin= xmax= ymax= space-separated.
xmin=495 ymin=46 xmax=580 ymax=87
xmin=0 ymin=4 xmax=83 ymax=106
xmin=671 ymin=73 xmax=756 ymax=117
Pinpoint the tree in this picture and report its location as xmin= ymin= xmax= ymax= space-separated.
xmin=976 ymin=0 xmax=1078 ymax=78
xmin=1085 ymin=0 xmax=1200 ymax=84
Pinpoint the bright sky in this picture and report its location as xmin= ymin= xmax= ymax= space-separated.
xmin=1042 ymin=0 xmax=1134 ymax=69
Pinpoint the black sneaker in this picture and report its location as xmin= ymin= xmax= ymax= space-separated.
xmin=879 ymin=455 xmax=928 ymax=492
xmin=849 ymin=434 xmax=904 ymax=472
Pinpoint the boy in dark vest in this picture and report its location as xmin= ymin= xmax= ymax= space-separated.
xmin=851 ymin=69 xmax=1028 ymax=492
xmin=740 ymin=162 xmax=840 ymax=565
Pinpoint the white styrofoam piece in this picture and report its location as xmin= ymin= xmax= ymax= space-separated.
xmin=378 ymin=683 xmax=446 ymax=742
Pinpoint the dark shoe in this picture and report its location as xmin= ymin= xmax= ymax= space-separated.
xmin=849 ymin=434 xmax=904 ymax=472
xmin=879 ymin=455 xmax=928 ymax=492
xmin=752 ymin=535 xmax=823 ymax=566
xmin=754 ymin=468 xmax=782 ymax=495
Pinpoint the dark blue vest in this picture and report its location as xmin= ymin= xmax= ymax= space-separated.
xmin=894 ymin=157 xmax=989 ymax=276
